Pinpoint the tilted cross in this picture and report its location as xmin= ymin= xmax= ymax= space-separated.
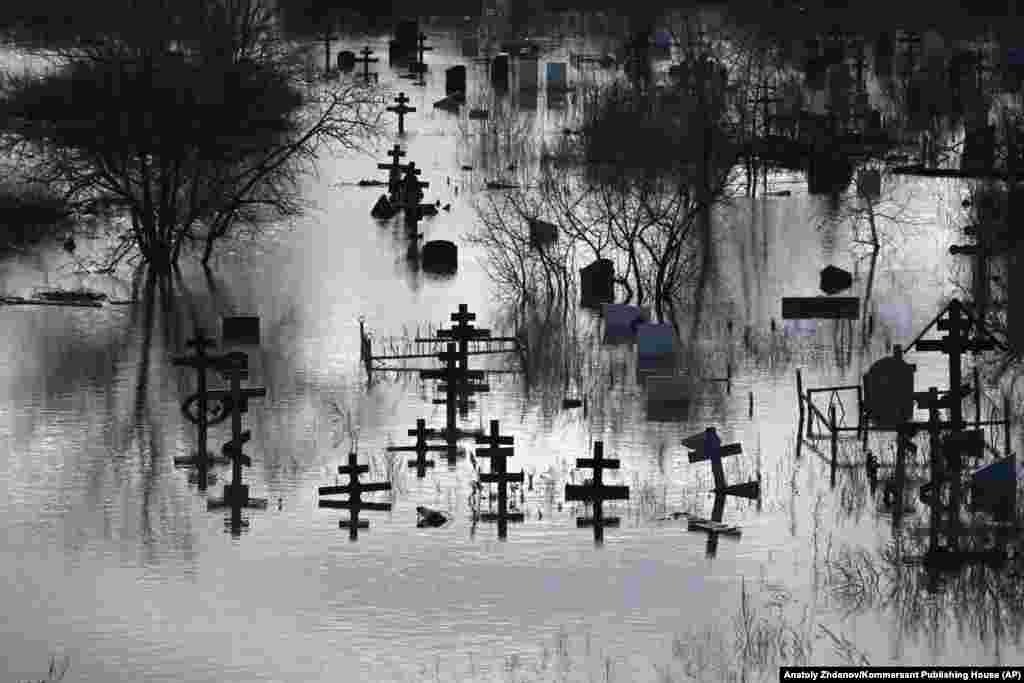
xmin=564 ymin=441 xmax=630 ymax=544
xmin=318 ymin=452 xmax=392 ymax=540
xmin=475 ymin=420 xmax=524 ymax=538
xmin=416 ymin=32 xmax=433 ymax=64
xmin=387 ymin=92 xmax=417 ymax=135
xmin=683 ymin=427 xmax=758 ymax=498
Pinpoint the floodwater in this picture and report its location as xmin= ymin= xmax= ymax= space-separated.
xmin=2 ymin=12 xmax=1023 ymax=683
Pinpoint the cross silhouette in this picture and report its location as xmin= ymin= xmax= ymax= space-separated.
xmin=387 ymin=92 xmax=417 ymax=135
xmin=172 ymin=329 xmax=220 ymax=488
xmin=475 ymin=420 xmax=523 ymax=538
xmin=355 ymin=46 xmax=379 ymax=83
xmin=206 ymin=351 xmax=267 ymax=510
xmin=386 ymin=418 xmax=449 ymax=477
xmin=565 ymin=441 xmax=630 ymax=544
xmin=438 ymin=304 xmax=491 ymax=373
xmin=416 ymin=32 xmax=433 ymax=64
xmin=318 ymin=452 xmax=392 ymax=540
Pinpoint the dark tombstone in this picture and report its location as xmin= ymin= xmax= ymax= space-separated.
xmin=819 ymin=265 xmax=853 ymax=294
xmin=394 ymin=19 xmax=419 ymax=54
xmin=468 ymin=108 xmax=489 ymax=120
xmin=528 ymin=219 xmax=558 ymax=248
xmin=564 ymin=441 xmax=630 ymax=545
xmin=580 ymin=258 xmax=614 ymax=308
xmin=371 ymin=194 xmax=396 ymax=219
xmin=422 ymin=240 xmax=457 ymax=274
xmin=491 ymin=53 xmax=510 ymax=90
xmin=962 ymin=125 xmax=996 ymax=173
xmin=222 ymin=316 xmax=259 ymax=346
xmin=970 ymin=456 xmax=1016 ymax=519
xmin=807 ymin=153 xmax=852 ymax=195
xmin=318 ymin=452 xmax=392 ymax=540
xmin=445 ymin=65 xmax=467 ymax=96
xmin=782 ymin=297 xmax=858 ymax=319
xmin=862 ymin=345 xmax=916 ymax=429
xmin=337 ymin=50 xmax=356 ymax=71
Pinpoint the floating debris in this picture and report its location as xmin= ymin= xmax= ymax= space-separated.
xmin=416 ymin=506 xmax=450 ymax=527
xmin=357 ymin=179 xmax=388 ymax=187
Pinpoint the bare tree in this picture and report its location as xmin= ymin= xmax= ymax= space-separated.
xmin=0 ymin=0 xmax=382 ymax=274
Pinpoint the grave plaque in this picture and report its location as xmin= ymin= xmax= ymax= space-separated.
xmin=222 ymin=316 xmax=259 ymax=346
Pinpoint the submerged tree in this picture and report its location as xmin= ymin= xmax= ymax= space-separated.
xmin=0 ymin=0 xmax=381 ymax=273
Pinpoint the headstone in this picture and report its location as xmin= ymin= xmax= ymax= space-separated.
xmin=863 ymin=345 xmax=916 ymax=429
xmin=528 ymin=218 xmax=557 ymax=247
xmin=468 ymin=108 xmax=489 ymax=120
xmin=519 ymin=56 xmax=539 ymax=91
xmin=394 ymin=19 xmax=419 ymax=54
xmin=857 ymin=168 xmax=881 ymax=199
xmin=653 ymin=29 xmax=672 ymax=52
xmin=603 ymin=303 xmax=648 ymax=341
xmin=636 ymin=322 xmax=675 ymax=372
xmin=445 ymin=65 xmax=467 ymax=95
xmin=962 ymin=125 xmax=996 ymax=173
xmin=422 ymin=240 xmax=457 ymax=274
xmin=580 ymin=258 xmax=614 ymax=307
xmin=491 ymin=53 xmax=510 ymax=89
xmin=819 ymin=265 xmax=853 ymax=294
xmin=222 ymin=316 xmax=259 ymax=346
xmin=970 ymin=456 xmax=1017 ymax=517
xmin=546 ymin=62 xmax=567 ymax=91
xmin=782 ymin=297 xmax=859 ymax=319
xmin=645 ymin=375 xmax=689 ymax=420
xmin=371 ymin=194 xmax=396 ymax=219
xmin=461 ymin=35 xmax=479 ymax=58
xmin=337 ymin=51 xmax=356 ymax=71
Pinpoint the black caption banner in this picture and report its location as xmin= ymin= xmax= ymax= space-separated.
xmin=780 ymin=668 xmax=1023 ymax=682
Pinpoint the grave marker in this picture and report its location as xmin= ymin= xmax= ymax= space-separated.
xmin=355 ymin=46 xmax=379 ymax=83
xmin=386 ymin=418 xmax=450 ymax=477
xmin=172 ymin=329 xmax=222 ymax=486
xmin=565 ymin=441 xmax=630 ymax=544
xmin=475 ymin=420 xmax=524 ymax=538
xmin=387 ymin=92 xmax=416 ymax=135
xmin=682 ymin=428 xmax=759 ymax=498
xmin=318 ymin=452 xmax=392 ymax=540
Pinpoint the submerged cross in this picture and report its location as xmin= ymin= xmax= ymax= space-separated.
xmin=565 ymin=441 xmax=630 ymax=544
xmin=318 ymin=452 xmax=392 ymax=540
xmin=475 ymin=420 xmax=523 ymax=538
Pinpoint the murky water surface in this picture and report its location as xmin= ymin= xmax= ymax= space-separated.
xmin=2 ymin=13 xmax=1023 ymax=683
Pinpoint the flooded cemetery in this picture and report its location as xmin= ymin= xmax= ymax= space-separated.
xmin=3 ymin=0 xmax=1024 ymax=681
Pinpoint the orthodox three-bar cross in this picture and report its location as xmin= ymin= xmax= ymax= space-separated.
xmin=564 ymin=441 xmax=630 ymax=544
xmin=318 ymin=452 xmax=392 ymax=540
xmin=475 ymin=420 xmax=524 ymax=538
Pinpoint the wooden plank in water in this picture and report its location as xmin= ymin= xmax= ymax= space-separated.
xmin=782 ymin=297 xmax=859 ymax=320
xmin=687 ymin=518 xmax=742 ymax=536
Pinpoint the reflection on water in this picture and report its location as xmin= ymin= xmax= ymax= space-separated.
xmin=2 ymin=10 xmax=1024 ymax=683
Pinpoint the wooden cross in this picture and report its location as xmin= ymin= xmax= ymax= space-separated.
xmin=421 ymin=343 xmax=486 ymax=438
xmin=356 ymin=46 xmax=379 ymax=83
xmin=564 ymin=441 xmax=630 ymax=544
xmin=438 ymin=304 xmax=492 ymax=373
xmin=387 ymin=92 xmax=417 ymax=135
xmin=172 ymin=329 xmax=220 ymax=484
xmin=475 ymin=420 xmax=524 ymax=538
xmin=318 ymin=452 xmax=392 ymax=540
xmin=416 ymin=32 xmax=433 ymax=65
xmin=683 ymin=427 xmax=758 ymax=498
xmin=207 ymin=351 xmax=267 ymax=510
xmin=386 ymin=418 xmax=450 ymax=476
xmin=399 ymin=162 xmax=429 ymax=211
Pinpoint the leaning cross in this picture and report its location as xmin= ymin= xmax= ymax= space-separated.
xmin=387 ymin=92 xmax=417 ymax=135
xmin=318 ymin=452 xmax=392 ymax=540
xmin=564 ymin=441 xmax=630 ymax=544
xmin=355 ymin=46 xmax=379 ymax=83
xmin=207 ymin=351 xmax=267 ymax=509
xmin=475 ymin=420 xmax=524 ymax=538
xmin=683 ymin=427 xmax=758 ymax=498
